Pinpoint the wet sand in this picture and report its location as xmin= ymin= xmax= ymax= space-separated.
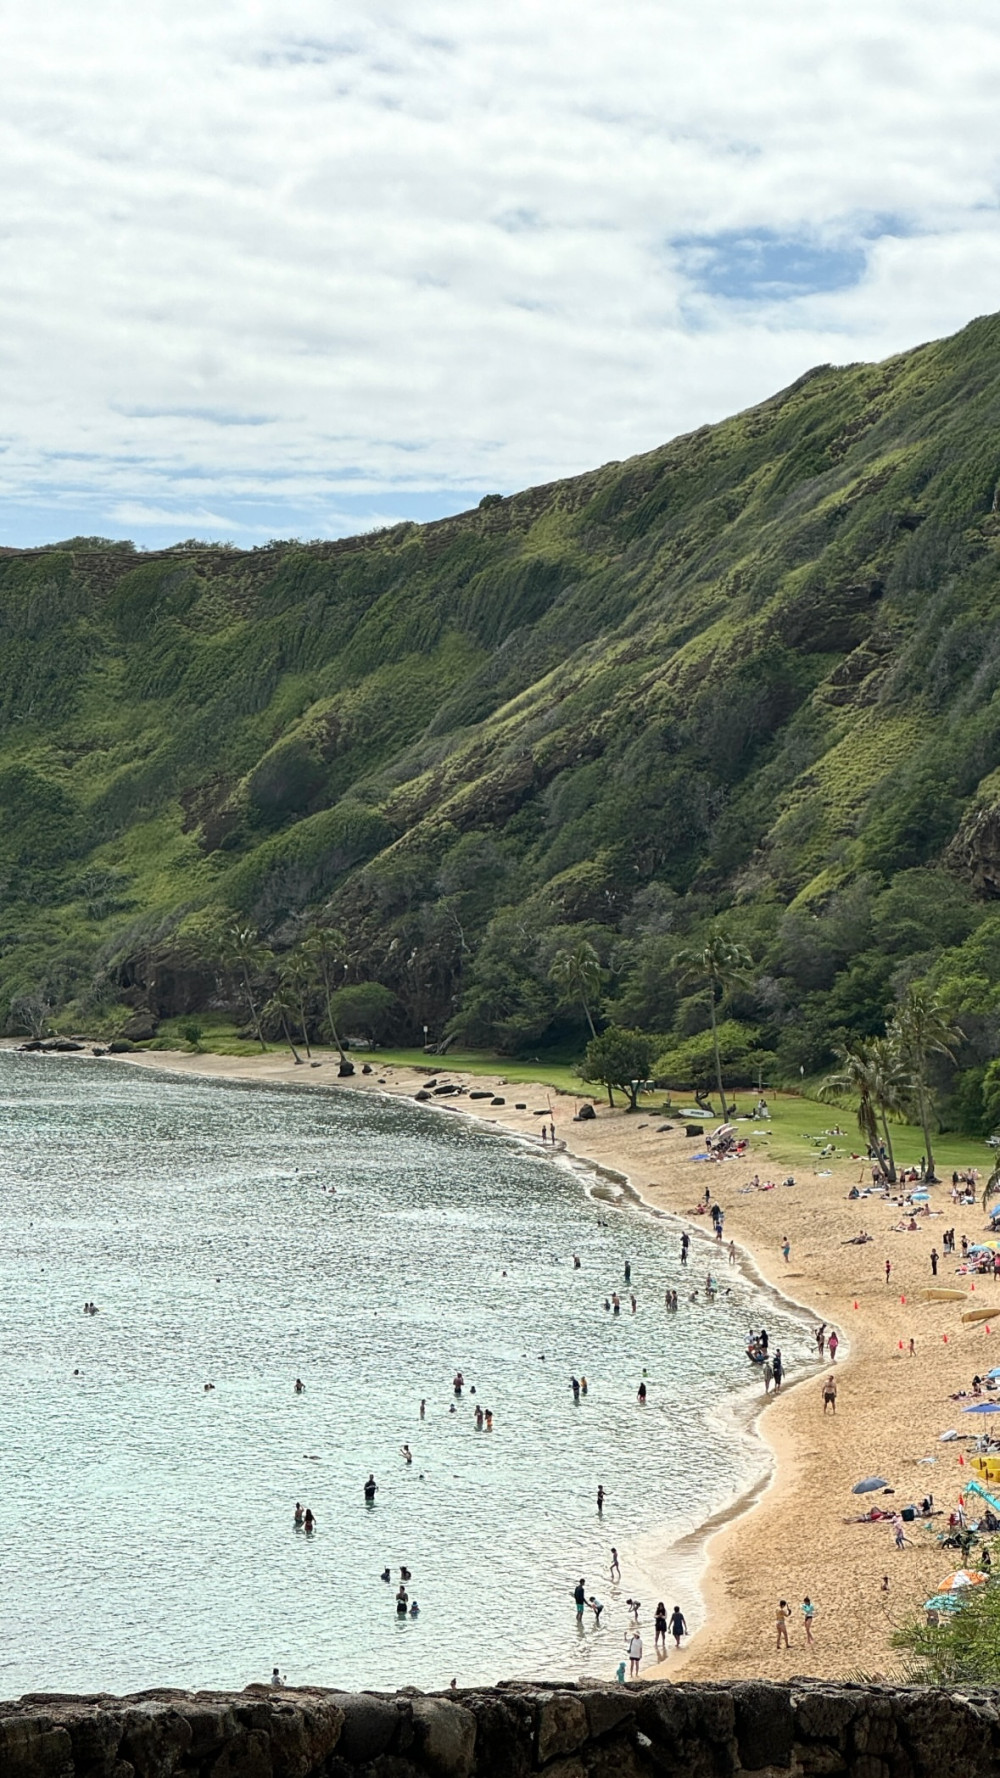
xmin=111 ymin=1046 xmax=990 ymax=1681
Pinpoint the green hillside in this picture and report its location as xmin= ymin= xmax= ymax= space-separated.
xmin=7 ymin=310 xmax=1000 ymax=1128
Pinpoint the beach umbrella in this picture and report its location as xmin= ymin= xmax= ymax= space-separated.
xmin=852 ymin=1476 xmax=890 ymax=1492
xmin=939 ymin=1570 xmax=989 ymax=1590
xmin=963 ymin=1402 xmax=1000 ymax=1413
xmin=923 ymin=1592 xmax=963 ymax=1613
xmin=986 ymin=1368 xmax=1000 ymax=1380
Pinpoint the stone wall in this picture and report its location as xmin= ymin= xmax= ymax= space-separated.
xmin=1 ymin=1681 xmax=998 ymax=1778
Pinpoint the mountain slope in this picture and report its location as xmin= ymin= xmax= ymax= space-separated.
xmin=6 ymin=311 xmax=1000 ymax=1117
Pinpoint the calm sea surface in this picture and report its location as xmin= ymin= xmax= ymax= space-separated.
xmin=0 ymin=1055 xmax=808 ymax=1696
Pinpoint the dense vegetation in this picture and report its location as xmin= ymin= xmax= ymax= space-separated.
xmin=8 ymin=311 xmax=1000 ymax=1129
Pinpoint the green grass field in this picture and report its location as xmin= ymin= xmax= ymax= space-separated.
xmin=279 ymin=1042 xmax=998 ymax=1176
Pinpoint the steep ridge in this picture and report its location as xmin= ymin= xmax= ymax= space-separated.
xmin=5 ymin=310 xmax=1000 ymax=1118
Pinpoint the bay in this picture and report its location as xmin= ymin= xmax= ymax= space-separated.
xmin=0 ymin=1054 xmax=806 ymax=1695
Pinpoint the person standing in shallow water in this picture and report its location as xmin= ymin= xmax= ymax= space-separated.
xmin=668 ymin=1604 xmax=687 ymax=1648
xmin=364 ymin=1474 xmax=378 ymax=1502
xmin=654 ymin=1601 xmax=668 ymax=1658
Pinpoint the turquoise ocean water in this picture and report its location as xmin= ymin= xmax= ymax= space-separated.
xmin=0 ymin=1054 xmax=807 ymax=1696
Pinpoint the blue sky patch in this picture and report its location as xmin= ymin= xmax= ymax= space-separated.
xmin=676 ymin=229 xmax=868 ymax=301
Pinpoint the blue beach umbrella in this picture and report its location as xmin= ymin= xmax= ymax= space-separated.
xmin=963 ymin=1402 xmax=1000 ymax=1413
xmin=923 ymin=1593 xmax=962 ymax=1613
xmin=853 ymin=1476 xmax=890 ymax=1492
xmin=987 ymin=1368 xmax=1000 ymax=1380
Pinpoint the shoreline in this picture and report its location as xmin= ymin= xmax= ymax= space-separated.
xmin=21 ymin=1042 xmax=990 ymax=1680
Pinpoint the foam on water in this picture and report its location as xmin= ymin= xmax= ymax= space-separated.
xmin=0 ymin=1055 xmax=807 ymax=1694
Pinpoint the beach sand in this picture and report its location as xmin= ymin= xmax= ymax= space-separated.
xmin=111 ymin=1045 xmax=992 ymax=1682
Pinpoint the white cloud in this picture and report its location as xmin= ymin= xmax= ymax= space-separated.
xmin=2 ymin=0 xmax=1000 ymax=544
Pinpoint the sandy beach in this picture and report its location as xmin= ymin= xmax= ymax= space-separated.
xmin=107 ymin=1044 xmax=994 ymax=1683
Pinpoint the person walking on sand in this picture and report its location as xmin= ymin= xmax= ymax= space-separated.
xmin=626 ymin=1629 xmax=643 ymax=1677
xmin=885 ymin=1258 xmax=892 ymax=1286
xmin=822 ymin=1374 xmax=837 ymax=1414
xmin=802 ymin=1597 xmax=815 ymax=1644
xmin=668 ymin=1605 xmax=687 ymax=1648
xmin=827 ymin=1330 xmax=839 ymax=1362
xmin=654 ymin=1601 xmax=668 ymax=1658
xmin=930 ymin=1248 xmax=939 ymax=1277
xmin=776 ymin=1600 xmax=791 ymax=1649
xmin=781 ymin=1236 xmax=790 ymax=1263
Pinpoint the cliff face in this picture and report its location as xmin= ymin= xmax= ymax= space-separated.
xmin=6 ymin=312 xmax=1000 ymax=1094
xmin=1 ymin=1681 xmax=998 ymax=1778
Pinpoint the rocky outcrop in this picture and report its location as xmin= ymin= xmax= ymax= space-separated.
xmin=948 ymin=795 xmax=1000 ymax=896
xmin=1 ymin=1681 xmax=999 ymax=1778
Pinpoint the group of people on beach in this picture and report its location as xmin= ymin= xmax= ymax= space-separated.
xmin=616 ymin=1602 xmax=689 ymax=1676
xmin=775 ymin=1597 xmax=815 ymax=1648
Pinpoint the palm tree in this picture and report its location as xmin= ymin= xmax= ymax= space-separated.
xmin=820 ymin=1039 xmax=882 ymax=1164
xmin=280 ymin=953 xmax=313 ymax=1058
xmin=264 ymin=985 xmax=304 ymax=1064
xmin=891 ymin=987 xmax=962 ymax=1183
xmin=982 ymin=1152 xmax=1000 ymax=1216
xmin=301 ymin=926 xmax=348 ymax=1061
xmin=219 ymin=923 xmax=270 ymax=1052
xmin=675 ymin=932 xmax=753 ymax=1121
xmin=866 ymin=1034 xmax=911 ymax=1186
xmin=549 ymin=940 xmax=603 ymax=1038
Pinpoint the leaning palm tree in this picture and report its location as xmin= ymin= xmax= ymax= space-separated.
xmin=549 ymin=941 xmax=603 ymax=1038
xmin=890 ymin=986 xmax=962 ymax=1183
xmin=219 ymin=923 xmax=270 ymax=1052
xmin=263 ymin=986 xmax=304 ymax=1064
xmin=280 ymin=953 xmax=314 ymax=1058
xmin=675 ymin=931 xmax=753 ymax=1122
xmin=819 ymin=1039 xmax=881 ymax=1162
xmin=301 ymin=925 xmax=348 ymax=1061
xmin=982 ymin=1152 xmax=1000 ymax=1216
xmin=866 ymin=1034 xmax=912 ymax=1186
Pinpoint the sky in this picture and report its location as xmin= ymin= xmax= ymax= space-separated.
xmin=3 ymin=1 xmax=1000 ymax=549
